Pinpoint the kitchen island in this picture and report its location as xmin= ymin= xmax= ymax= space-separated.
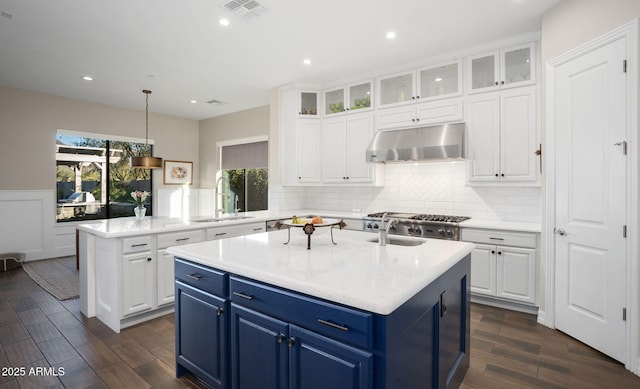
xmin=167 ymin=228 xmax=474 ymax=389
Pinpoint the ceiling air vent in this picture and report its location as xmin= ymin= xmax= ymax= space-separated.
xmin=221 ymin=0 xmax=269 ymax=20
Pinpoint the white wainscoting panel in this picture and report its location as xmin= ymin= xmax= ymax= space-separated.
xmin=0 ymin=190 xmax=73 ymax=261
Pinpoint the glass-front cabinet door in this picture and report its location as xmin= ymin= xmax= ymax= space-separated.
xmin=467 ymin=51 xmax=499 ymax=93
xmin=467 ymin=42 xmax=536 ymax=94
xmin=325 ymin=87 xmax=345 ymax=115
xmin=377 ymin=70 xmax=416 ymax=108
xmin=298 ymin=91 xmax=319 ymax=117
xmin=348 ymin=81 xmax=372 ymax=111
xmin=324 ymin=80 xmax=373 ymax=116
xmin=501 ymin=43 xmax=535 ymax=88
xmin=418 ymin=60 xmax=462 ymax=101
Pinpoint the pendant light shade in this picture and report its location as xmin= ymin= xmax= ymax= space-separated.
xmin=131 ymin=89 xmax=163 ymax=169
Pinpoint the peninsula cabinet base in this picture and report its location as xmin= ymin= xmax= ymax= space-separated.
xmin=174 ymin=255 xmax=471 ymax=389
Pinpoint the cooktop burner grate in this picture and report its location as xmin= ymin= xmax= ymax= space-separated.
xmin=366 ymin=212 xmax=470 ymax=223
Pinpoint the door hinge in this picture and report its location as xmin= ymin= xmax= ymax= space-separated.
xmin=623 ymin=308 xmax=627 ymax=321
xmin=623 ymin=225 xmax=627 ymax=238
xmin=623 ymin=59 xmax=627 ymax=73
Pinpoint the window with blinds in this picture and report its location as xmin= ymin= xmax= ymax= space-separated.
xmin=220 ymin=140 xmax=268 ymax=212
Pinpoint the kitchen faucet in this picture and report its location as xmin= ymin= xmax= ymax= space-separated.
xmin=378 ymin=212 xmax=398 ymax=246
xmin=214 ymin=176 xmax=231 ymax=218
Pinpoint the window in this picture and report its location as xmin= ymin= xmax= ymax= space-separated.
xmin=55 ymin=130 xmax=155 ymax=222
xmin=220 ymin=139 xmax=268 ymax=213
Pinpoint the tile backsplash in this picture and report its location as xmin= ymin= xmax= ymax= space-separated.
xmin=270 ymin=162 xmax=541 ymax=222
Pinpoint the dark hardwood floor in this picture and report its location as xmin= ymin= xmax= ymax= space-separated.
xmin=1 ymin=266 xmax=639 ymax=389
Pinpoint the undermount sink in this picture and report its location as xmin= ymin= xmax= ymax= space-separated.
xmin=367 ymin=237 xmax=425 ymax=246
xmin=190 ymin=216 xmax=255 ymax=223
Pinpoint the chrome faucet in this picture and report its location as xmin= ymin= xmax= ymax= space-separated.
xmin=378 ymin=212 xmax=398 ymax=246
xmin=214 ymin=176 xmax=230 ymax=218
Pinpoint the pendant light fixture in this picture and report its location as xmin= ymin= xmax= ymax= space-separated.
xmin=131 ymin=89 xmax=163 ymax=169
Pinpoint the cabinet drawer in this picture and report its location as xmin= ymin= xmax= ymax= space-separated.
xmin=206 ymin=222 xmax=265 ymax=240
xmin=158 ymin=229 xmax=204 ymax=249
xmin=175 ymin=258 xmax=227 ymax=297
xmin=461 ymin=228 xmax=537 ymax=249
xmin=122 ymin=236 xmax=153 ymax=254
xmin=230 ymin=276 xmax=373 ymax=348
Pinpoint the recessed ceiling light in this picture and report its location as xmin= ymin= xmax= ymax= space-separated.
xmin=219 ymin=18 xmax=230 ymax=26
xmin=303 ymin=58 xmax=311 ymax=65
xmin=386 ymin=31 xmax=396 ymax=40
xmin=434 ymin=77 xmax=443 ymax=82
xmin=81 ymin=75 xmax=93 ymax=81
xmin=190 ymin=100 xmax=198 ymax=104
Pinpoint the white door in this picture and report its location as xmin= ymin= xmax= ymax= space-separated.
xmin=554 ymin=37 xmax=627 ymax=362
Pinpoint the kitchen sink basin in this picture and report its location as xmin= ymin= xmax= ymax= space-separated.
xmin=190 ymin=216 xmax=255 ymax=223
xmin=367 ymin=237 xmax=425 ymax=246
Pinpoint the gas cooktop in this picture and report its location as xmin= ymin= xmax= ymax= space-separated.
xmin=365 ymin=212 xmax=470 ymax=224
xmin=363 ymin=212 xmax=470 ymax=240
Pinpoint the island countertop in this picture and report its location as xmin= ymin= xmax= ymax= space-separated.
xmin=167 ymin=228 xmax=474 ymax=316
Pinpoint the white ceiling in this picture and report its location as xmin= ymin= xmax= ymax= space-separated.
xmin=0 ymin=0 xmax=561 ymax=120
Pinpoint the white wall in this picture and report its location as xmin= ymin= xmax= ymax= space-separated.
xmin=0 ymin=86 xmax=200 ymax=260
xmin=198 ymin=105 xmax=270 ymax=188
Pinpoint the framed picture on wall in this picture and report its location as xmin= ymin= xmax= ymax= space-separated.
xmin=163 ymin=160 xmax=193 ymax=185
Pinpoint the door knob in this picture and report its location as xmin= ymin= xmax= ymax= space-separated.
xmin=553 ymin=228 xmax=567 ymax=236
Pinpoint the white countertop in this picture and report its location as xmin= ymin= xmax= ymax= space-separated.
xmin=76 ymin=208 xmax=541 ymax=238
xmin=167 ymin=229 xmax=474 ymax=316
xmin=459 ymin=219 xmax=541 ymax=233
xmin=76 ymin=209 xmax=365 ymax=238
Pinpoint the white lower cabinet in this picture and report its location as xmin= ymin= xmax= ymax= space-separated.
xmin=462 ymin=228 xmax=538 ymax=307
xmin=156 ymin=229 xmax=205 ymax=307
xmin=122 ymin=251 xmax=155 ymax=317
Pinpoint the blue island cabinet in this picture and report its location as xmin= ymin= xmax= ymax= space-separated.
xmin=175 ymin=255 xmax=470 ymax=389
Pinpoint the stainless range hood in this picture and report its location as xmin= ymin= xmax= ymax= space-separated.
xmin=366 ymin=122 xmax=465 ymax=163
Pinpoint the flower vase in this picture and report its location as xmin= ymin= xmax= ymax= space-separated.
xmin=134 ymin=206 xmax=146 ymax=220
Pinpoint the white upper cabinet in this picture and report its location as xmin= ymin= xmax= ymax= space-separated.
xmin=322 ymin=113 xmax=378 ymax=184
xmin=377 ymin=60 xmax=463 ymax=109
xmin=466 ymin=87 xmax=539 ymax=185
xmin=377 ymin=70 xmax=416 ymax=108
xmin=324 ymin=80 xmax=373 ymax=116
xmin=298 ymin=90 xmax=320 ymax=117
xmin=418 ymin=60 xmax=463 ymax=101
xmin=466 ymin=42 xmax=536 ymax=94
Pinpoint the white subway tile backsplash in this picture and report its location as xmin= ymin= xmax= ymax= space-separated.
xmin=270 ymin=162 xmax=541 ymax=222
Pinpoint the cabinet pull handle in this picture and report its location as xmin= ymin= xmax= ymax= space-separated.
xmin=253 ymin=228 xmax=263 ymax=231
xmin=317 ymin=319 xmax=349 ymax=332
xmin=176 ymin=237 xmax=190 ymax=242
xmin=233 ymin=291 xmax=254 ymax=300
xmin=498 ymin=251 xmax=502 ymax=255
xmin=186 ymin=274 xmax=202 ymax=281
xmin=131 ymin=243 xmax=148 ymax=247
xmin=215 ymin=232 xmax=227 ymax=237
xmin=146 ymin=257 xmax=152 ymax=262
xmin=216 ymin=308 xmax=224 ymax=316
xmin=276 ymin=334 xmax=286 ymax=343
xmin=491 ymin=250 xmax=496 ymax=254
xmin=286 ymin=337 xmax=296 ymax=347
xmin=489 ymin=237 xmax=504 ymax=241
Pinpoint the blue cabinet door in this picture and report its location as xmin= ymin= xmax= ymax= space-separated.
xmin=230 ymin=303 xmax=288 ymax=389
xmin=289 ymin=324 xmax=373 ymax=389
xmin=175 ymin=281 xmax=228 ymax=389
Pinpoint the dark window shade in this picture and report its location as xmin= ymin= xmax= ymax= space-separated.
xmin=221 ymin=141 xmax=268 ymax=169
